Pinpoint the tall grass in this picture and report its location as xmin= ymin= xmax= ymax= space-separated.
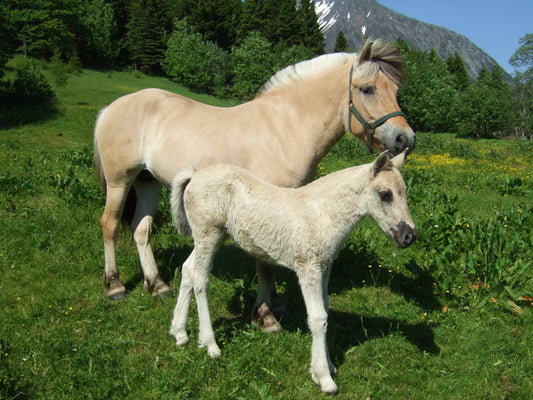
xmin=1 ymin=68 xmax=532 ymax=399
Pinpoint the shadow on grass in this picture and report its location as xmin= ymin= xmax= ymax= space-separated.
xmin=0 ymin=102 xmax=61 ymax=128
xmin=150 ymin=241 xmax=440 ymax=364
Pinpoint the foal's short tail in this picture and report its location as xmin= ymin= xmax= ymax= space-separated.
xmin=170 ymin=168 xmax=194 ymax=237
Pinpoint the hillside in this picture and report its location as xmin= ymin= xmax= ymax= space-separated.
xmin=316 ymin=0 xmax=499 ymax=78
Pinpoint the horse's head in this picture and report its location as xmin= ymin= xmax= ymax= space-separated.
xmin=348 ymin=40 xmax=416 ymax=156
xmin=366 ymin=150 xmax=417 ymax=248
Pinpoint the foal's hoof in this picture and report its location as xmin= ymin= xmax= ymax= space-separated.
xmin=253 ymin=302 xmax=282 ymax=333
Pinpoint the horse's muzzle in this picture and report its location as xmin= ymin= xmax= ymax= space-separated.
xmin=392 ymin=221 xmax=418 ymax=248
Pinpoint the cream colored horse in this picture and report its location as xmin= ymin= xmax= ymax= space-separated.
xmin=93 ymin=40 xmax=415 ymax=330
xmin=169 ymin=150 xmax=417 ymax=394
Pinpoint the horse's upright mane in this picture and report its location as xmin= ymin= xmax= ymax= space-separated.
xmin=257 ymin=40 xmax=404 ymax=96
xmin=257 ymin=53 xmax=357 ymax=96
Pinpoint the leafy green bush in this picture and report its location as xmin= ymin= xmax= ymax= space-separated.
xmin=163 ymin=20 xmax=231 ymax=95
xmin=231 ymin=31 xmax=276 ymax=98
xmin=3 ymin=57 xmax=56 ymax=105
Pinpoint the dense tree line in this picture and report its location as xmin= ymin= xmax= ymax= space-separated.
xmin=0 ymin=0 xmax=531 ymax=138
xmin=397 ymin=37 xmax=532 ymax=138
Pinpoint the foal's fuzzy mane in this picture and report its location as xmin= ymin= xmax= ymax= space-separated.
xmin=257 ymin=40 xmax=404 ymax=96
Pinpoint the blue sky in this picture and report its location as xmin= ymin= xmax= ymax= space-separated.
xmin=377 ymin=0 xmax=532 ymax=73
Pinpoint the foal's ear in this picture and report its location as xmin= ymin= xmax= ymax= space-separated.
xmin=358 ymin=41 xmax=374 ymax=65
xmin=372 ymin=150 xmax=393 ymax=175
xmin=391 ymin=148 xmax=408 ymax=168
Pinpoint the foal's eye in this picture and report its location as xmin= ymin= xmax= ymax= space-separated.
xmin=379 ymin=189 xmax=393 ymax=203
xmin=359 ymin=85 xmax=375 ymax=95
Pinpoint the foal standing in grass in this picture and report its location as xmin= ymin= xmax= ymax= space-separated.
xmin=169 ymin=150 xmax=417 ymax=394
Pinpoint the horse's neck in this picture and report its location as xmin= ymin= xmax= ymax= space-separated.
xmin=253 ymin=66 xmax=349 ymax=185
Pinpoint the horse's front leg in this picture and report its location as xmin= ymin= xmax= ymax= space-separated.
xmin=253 ymin=260 xmax=282 ymax=333
xmin=297 ymin=264 xmax=338 ymax=395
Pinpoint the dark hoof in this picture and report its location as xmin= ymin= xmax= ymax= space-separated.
xmin=106 ymin=276 xmax=127 ymax=300
xmin=253 ymin=302 xmax=282 ymax=333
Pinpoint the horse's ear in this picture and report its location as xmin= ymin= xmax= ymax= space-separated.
xmin=391 ymin=148 xmax=408 ymax=168
xmin=373 ymin=150 xmax=392 ymax=175
xmin=358 ymin=41 xmax=374 ymax=65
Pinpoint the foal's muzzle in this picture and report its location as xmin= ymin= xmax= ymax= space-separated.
xmin=391 ymin=221 xmax=418 ymax=248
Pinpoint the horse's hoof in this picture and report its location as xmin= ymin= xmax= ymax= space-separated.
xmin=253 ymin=302 xmax=282 ymax=333
xmin=108 ymin=288 xmax=127 ymax=300
xmin=106 ymin=277 xmax=127 ymax=300
xmin=152 ymin=285 xmax=173 ymax=299
xmin=145 ymin=278 xmax=172 ymax=298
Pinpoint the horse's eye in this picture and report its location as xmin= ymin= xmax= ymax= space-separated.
xmin=379 ymin=189 xmax=393 ymax=202
xmin=359 ymin=85 xmax=375 ymax=95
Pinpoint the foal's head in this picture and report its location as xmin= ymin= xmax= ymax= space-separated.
xmin=366 ymin=150 xmax=418 ymax=248
xmin=349 ymin=40 xmax=416 ymax=156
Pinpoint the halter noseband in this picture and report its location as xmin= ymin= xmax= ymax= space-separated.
xmin=348 ymin=65 xmax=405 ymax=155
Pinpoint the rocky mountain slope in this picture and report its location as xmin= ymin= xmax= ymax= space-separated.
xmin=315 ymin=0 xmax=499 ymax=78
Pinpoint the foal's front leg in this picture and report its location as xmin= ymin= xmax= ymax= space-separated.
xmin=297 ymin=265 xmax=338 ymax=394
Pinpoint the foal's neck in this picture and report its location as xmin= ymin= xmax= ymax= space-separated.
xmin=304 ymin=164 xmax=371 ymax=222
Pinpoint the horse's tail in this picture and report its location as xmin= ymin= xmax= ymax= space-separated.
xmin=170 ymin=168 xmax=194 ymax=236
xmin=93 ymin=109 xmax=107 ymax=195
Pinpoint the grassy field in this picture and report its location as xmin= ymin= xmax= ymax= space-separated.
xmin=1 ymin=68 xmax=532 ymax=399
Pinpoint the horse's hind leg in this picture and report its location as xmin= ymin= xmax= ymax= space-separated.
xmin=130 ymin=179 xmax=171 ymax=297
xmin=101 ymin=185 xmax=129 ymax=300
xmin=253 ymin=260 xmax=282 ymax=333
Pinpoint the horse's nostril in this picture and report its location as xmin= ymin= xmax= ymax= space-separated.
xmin=395 ymin=134 xmax=406 ymax=145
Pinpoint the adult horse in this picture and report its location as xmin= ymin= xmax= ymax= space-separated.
xmin=93 ymin=40 xmax=415 ymax=331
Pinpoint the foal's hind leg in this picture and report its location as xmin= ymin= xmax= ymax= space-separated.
xmin=170 ymin=249 xmax=195 ymax=346
xmin=130 ymin=179 xmax=171 ymax=297
xmin=191 ymin=229 xmax=226 ymax=357
xmin=101 ymin=185 xmax=129 ymax=300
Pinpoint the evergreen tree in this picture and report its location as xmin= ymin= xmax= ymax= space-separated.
xmin=126 ymin=0 xmax=174 ymax=74
xmin=182 ymin=0 xmax=242 ymax=50
xmin=297 ymin=0 xmax=325 ymax=55
xmin=333 ymin=31 xmax=348 ymax=53
xmin=6 ymin=0 xmax=83 ymax=59
xmin=446 ymin=52 xmax=470 ymax=91
xmin=277 ymin=0 xmax=301 ymax=47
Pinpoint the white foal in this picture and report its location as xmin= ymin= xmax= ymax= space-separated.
xmin=169 ymin=150 xmax=417 ymax=394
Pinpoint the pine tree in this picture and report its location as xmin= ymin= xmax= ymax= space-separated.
xmin=333 ymin=31 xmax=348 ymax=53
xmin=277 ymin=0 xmax=301 ymax=47
xmin=297 ymin=0 xmax=325 ymax=55
xmin=446 ymin=52 xmax=470 ymax=91
xmin=126 ymin=0 xmax=174 ymax=74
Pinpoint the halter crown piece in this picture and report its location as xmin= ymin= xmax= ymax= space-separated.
xmin=348 ymin=65 xmax=405 ymax=155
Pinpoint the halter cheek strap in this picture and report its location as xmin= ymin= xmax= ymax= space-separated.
xmin=348 ymin=66 xmax=405 ymax=155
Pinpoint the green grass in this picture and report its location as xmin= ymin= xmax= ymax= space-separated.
xmin=1 ymin=68 xmax=532 ymax=399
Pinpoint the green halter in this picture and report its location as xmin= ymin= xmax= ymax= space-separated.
xmin=348 ymin=65 xmax=405 ymax=155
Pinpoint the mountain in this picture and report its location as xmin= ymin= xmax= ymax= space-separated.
xmin=315 ymin=0 xmax=499 ymax=79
